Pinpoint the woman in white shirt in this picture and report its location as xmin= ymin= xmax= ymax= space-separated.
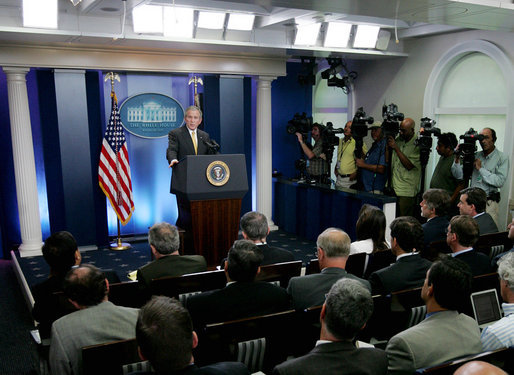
xmin=350 ymin=204 xmax=389 ymax=255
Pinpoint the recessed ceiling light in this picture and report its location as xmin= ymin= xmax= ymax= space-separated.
xmin=324 ymin=22 xmax=352 ymax=48
xmin=164 ymin=7 xmax=194 ymax=38
xmin=353 ymin=25 xmax=380 ymax=48
xmin=23 ymin=0 xmax=58 ymax=29
xmin=294 ymin=23 xmax=321 ymax=46
xmin=197 ymin=11 xmax=226 ymax=30
xmin=227 ymin=13 xmax=255 ymax=31
xmin=132 ymin=5 xmax=163 ymax=34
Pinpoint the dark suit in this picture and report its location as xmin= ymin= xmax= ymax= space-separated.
xmin=287 ymin=267 xmax=371 ymax=310
xmin=369 ymin=253 xmax=432 ymax=295
xmin=272 ymin=341 xmax=388 ymax=375
xmin=130 ymin=362 xmax=250 ymax=375
xmin=474 ymin=212 xmax=498 ymax=235
xmin=422 ymin=216 xmax=449 ymax=249
xmin=137 ymin=255 xmax=207 ymax=290
xmin=185 ymin=281 xmax=291 ymax=327
xmin=453 ymin=250 xmax=492 ymax=276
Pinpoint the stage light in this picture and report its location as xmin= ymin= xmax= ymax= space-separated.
xmin=294 ymin=23 xmax=321 ymax=46
xmin=353 ymin=25 xmax=380 ymax=48
xmin=164 ymin=7 xmax=194 ymax=38
xmin=227 ymin=13 xmax=255 ymax=31
xmin=197 ymin=11 xmax=226 ymax=29
xmin=324 ymin=22 xmax=352 ymax=48
xmin=132 ymin=5 xmax=163 ymax=34
xmin=23 ymin=0 xmax=58 ymax=29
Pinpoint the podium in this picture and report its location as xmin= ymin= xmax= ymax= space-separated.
xmin=171 ymin=154 xmax=248 ymax=265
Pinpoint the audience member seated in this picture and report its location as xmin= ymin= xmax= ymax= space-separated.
xmin=369 ymin=217 xmax=432 ymax=296
xmin=239 ymin=211 xmax=294 ymax=265
xmin=137 ymin=222 xmax=206 ymax=289
xmin=132 ymin=296 xmax=249 ymax=375
xmin=287 ymin=228 xmax=370 ymax=311
xmin=481 ymin=252 xmax=514 ymax=350
xmin=186 ymin=240 xmax=291 ymax=327
xmin=454 ymin=361 xmax=508 ymax=375
xmin=32 ymin=231 xmax=81 ymax=338
xmin=458 ymin=187 xmax=499 ymax=235
xmin=492 ymin=217 xmax=514 ymax=270
xmin=420 ymin=188 xmax=451 ymax=249
xmin=350 ymin=204 xmax=389 ymax=255
xmin=49 ymin=264 xmax=139 ymax=375
xmin=273 ymin=279 xmax=387 ymax=375
xmin=386 ymin=257 xmax=482 ymax=374
xmin=448 ymin=215 xmax=492 ymax=276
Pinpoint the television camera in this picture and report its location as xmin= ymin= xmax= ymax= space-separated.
xmin=456 ymin=128 xmax=485 ymax=182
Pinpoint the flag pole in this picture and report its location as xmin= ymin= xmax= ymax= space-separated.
xmin=101 ymin=72 xmax=134 ymax=251
xmin=111 ymin=218 xmax=131 ymax=251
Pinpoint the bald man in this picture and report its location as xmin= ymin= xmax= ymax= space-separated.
xmin=454 ymin=361 xmax=507 ymax=375
xmin=388 ymin=118 xmax=421 ymax=217
xmin=286 ymin=228 xmax=371 ymax=310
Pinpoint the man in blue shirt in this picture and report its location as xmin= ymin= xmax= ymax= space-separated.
xmin=355 ymin=125 xmax=387 ymax=193
xmin=452 ymin=127 xmax=509 ymax=226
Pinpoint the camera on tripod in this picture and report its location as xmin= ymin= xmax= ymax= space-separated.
xmin=286 ymin=112 xmax=313 ymax=135
xmin=416 ymin=117 xmax=441 ymax=166
xmin=456 ymin=128 xmax=485 ymax=181
xmin=351 ymin=107 xmax=374 ymax=139
xmin=382 ymin=103 xmax=404 ymax=138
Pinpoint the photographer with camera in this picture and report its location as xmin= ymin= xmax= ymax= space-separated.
xmin=334 ymin=121 xmax=367 ymax=189
xmin=430 ymin=132 xmax=464 ymax=209
xmin=355 ymin=124 xmax=387 ymax=193
xmin=388 ymin=118 xmax=421 ymax=217
xmin=452 ymin=127 xmax=509 ymax=226
xmin=296 ymin=123 xmax=329 ymax=183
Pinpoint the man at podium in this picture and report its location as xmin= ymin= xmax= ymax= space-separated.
xmin=167 ymin=105 xmax=214 ymax=167
xmin=166 ymin=105 xmax=218 ymax=236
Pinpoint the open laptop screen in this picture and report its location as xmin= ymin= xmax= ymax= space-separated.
xmin=470 ymin=289 xmax=502 ymax=326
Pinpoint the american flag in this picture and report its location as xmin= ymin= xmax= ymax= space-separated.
xmin=98 ymin=92 xmax=134 ymax=225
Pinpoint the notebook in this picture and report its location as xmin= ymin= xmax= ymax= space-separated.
xmin=470 ymin=289 xmax=502 ymax=329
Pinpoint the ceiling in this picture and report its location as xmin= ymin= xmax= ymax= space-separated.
xmin=0 ymin=0 xmax=512 ymax=59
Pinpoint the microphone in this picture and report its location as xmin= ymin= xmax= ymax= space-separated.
xmin=200 ymin=136 xmax=220 ymax=154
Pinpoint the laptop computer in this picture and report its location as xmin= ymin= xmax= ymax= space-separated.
xmin=470 ymin=289 xmax=502 ymax=330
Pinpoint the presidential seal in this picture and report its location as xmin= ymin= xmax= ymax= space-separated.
xmin=206 ymin=161 xmax=230 ymax=186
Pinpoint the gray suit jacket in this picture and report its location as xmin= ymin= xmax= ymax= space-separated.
xmin=474 ymin=212 xmax=498 ymax=235
xmin=386 ymin=310 xmax=482 ymax=375
xmin=272 ymin=341 xmax=388 ymax=375
xmin=287 ymin=267 xmax=371 ymax=310
xmin=49 ymin=301 xmax=139 ymax=375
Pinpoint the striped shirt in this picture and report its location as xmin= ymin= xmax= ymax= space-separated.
xmin=480 ymin=303 xmax=514 ymax=350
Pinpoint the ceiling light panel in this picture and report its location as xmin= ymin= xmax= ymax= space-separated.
xmin=353 ymin=25 xmax=380 ymax=48
xmin=197 ymin=11 xmax=226 ymax=29
xmin=324 ymin=22 xmax=352 ymax=48
xmin=294 ymin=23 xmax=321 ymax=46
xmin=132 ymin=5 xmax=163 ymax=34
xmin=227 ymin=13 xmax=255 ymax=31
xmin=163 ymin=7 xmax=194 ymax=38
xmin=23 ymin=0 xmax=58 ymax=29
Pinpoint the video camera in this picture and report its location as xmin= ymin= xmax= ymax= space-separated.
xmin=382 ymin=103 xmax=404 ymax=138
xmin=415 ymin=117 xmax=441 ymax=166
xmin=321 ymin=122 xmax=344 ymax=162
xmin=456 ymin=128 xmax=485 ymax=181
xmin=286 ymin=112 xmax=313 ymax=135
xmin=351 ymin=107 xmax=374 ymax=139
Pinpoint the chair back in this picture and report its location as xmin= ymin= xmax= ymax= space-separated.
xmin=305 ymin=258 xmax=320 ymax=275
xmin=82 ymin=338 xmax=139 ymax=375
xmin=197 ymin=309 xmax=298 ymax=373
xmin=415 ymin=347 xmax=512 ymax=374
xmin=424 ymin=240 xmax=451 ymax=262
xmin=108 ymin=281 xmax=148 ymax=308
xmin=256 ymin=260 xmax=302 ymax=288
xmin=475 ymin=231 xmax=509 ymax=259
xmin=150 ymin=269 xmax=227 ymax=298
xmin=364 ymin=249 xmax=395 ymax=278
xmin=346 ymin=252 xmax=367 ymax=278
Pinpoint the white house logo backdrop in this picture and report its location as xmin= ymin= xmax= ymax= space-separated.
xmin=119 ymin=93 xmax=184 ymax=139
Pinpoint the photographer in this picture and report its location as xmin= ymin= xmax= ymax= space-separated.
xmin=296 ymin=123 xmax=329 ymax=182
xmin=355 ymin=124 xmax=387 ymax=193
xmin=335 ymin=121 xmax=367 ymax=189
xmin=430 ymin=132 xmax=464 ymax=207
xmin=388 ymin=118 xmax=421 ymax=217
xmin=452 ymin=127 xmax=509 ymax=225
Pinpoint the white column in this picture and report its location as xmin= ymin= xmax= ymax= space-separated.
xmin=3 ymin=67 xmax=43 ymax=257
xmin=255 ymin=76 xmax=277 ymax=229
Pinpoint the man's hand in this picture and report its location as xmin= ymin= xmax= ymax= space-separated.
xmin=387 ymin=136 xmax=398 ymax=151
xmin=169 ymin=159 xmax=179 ymax=168
xmin=296 ymin=132 xmax=303 ymax=143
xmin=474 ymin=159 xmax=482 ymax=170
xmin=320 ymin=153 xmax=326 ymax=160
xmin=349 ymin=172 xmax=357 ymax=181
xmin=355 ymin=158 xmax=364 ymax=168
